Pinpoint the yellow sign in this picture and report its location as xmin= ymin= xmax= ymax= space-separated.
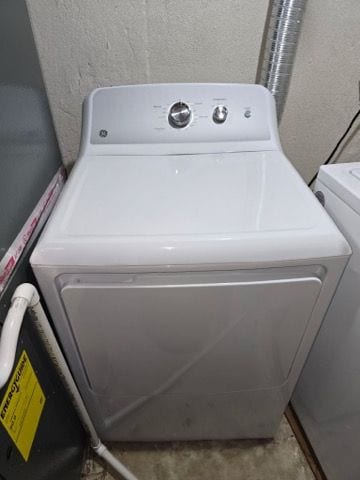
xmin=0 ymin=350 xmax=46 ymax=461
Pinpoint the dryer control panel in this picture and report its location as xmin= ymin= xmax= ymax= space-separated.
xmin=82 ymin=84 xmax=280 ymax=156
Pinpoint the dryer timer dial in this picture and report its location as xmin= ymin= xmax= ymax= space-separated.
xmin=168 ymin=102 xmax=192 ymax=128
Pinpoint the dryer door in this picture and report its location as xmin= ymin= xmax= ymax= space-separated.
xmin=59 ymin=270 xmax=322 ymax=417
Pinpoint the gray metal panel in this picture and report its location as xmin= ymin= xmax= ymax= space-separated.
xmin=0 ymin=1 xmax=85 ymax=478
xmin=0 ymin=0 xmax=62 ymax=261
xmin=60 ymin=271 xmax=322 ymax=440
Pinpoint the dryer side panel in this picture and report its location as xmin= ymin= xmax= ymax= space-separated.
xmin=293 ymin=182 xmax=360 ymax=480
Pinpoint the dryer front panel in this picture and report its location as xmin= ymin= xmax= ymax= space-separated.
xmin=58 ymin=270 xmax=322 ymax=430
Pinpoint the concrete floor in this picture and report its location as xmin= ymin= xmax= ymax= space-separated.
xmin=81 ymin=417 xmax=315 ymax=480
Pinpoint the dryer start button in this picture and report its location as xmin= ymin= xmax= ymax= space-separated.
xmin=213 ymin=105 xmax=228 ymax=124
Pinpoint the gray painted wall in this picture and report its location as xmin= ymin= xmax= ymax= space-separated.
xmin=27 ymin=0 xmax=360 ymax=181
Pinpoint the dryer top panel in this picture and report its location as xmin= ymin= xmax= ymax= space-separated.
xmin=317 ymin=162 xmax=360 ymax=215
xmin=31 ymin=151 xmax=350 ymax=268
xmin=80 ymin=84 xmax=281 ymax=156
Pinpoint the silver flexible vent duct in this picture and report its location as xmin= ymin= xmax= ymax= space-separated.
xmin=260 ymin=0 xmax=307 ymax=122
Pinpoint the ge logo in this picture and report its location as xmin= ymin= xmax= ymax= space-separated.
xmin=99 ymin=129 xmax=108 ymax=138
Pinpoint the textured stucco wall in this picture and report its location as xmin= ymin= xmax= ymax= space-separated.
xmin=27 ymin=0 xmax=360 ymax=180
xmin=280 ymin=0 xmax=360 ymax=181
xmin=26 ymin=0 xmax=268 ymax=166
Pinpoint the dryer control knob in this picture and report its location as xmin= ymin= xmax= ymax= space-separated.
xmin=168 ymin=102 xmax=191 ymax=128
xmin=213 ymin=105 xmax=228 ymax=124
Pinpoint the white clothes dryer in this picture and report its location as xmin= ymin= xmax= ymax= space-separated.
xmin=31 ymin=84 xmax=350 ymax=441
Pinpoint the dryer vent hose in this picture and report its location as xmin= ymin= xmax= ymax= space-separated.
xmin=260 ymin=0 xmax=307 ymax=121
xmin=0 ymin=283 xmax=139 ymax=480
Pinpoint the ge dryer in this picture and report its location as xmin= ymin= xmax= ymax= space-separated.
xmin=31 ymin=84 xmax=350 ymax=441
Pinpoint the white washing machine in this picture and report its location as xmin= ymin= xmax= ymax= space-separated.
xmin=30 ymin=84 xmax=350 ymax=441
xmin=293 ymin=162 xmax=360 ymax=480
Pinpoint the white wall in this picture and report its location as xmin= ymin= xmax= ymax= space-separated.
xmin=280 ymin=0 xmax=360 ymax=181
xmin=27 ymin=0 xmax=360 ymax=181
xmin=27 ymin=0 xmax=268 ymax=166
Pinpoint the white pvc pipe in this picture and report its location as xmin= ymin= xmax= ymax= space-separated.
xmin=94 ymin=443 xmax=139 ymax=480
xmin=0 ymin=296 xmax=28 ymax=389
xmin=0 ymin=283 xmax=139 ymax=480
